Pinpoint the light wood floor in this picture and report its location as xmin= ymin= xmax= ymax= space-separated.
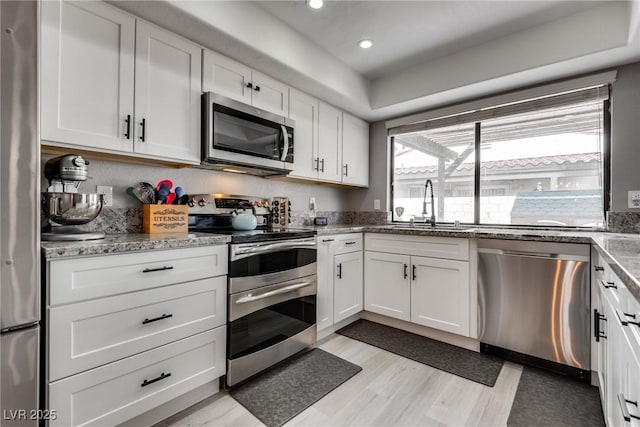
xmin=164 ymin=333 xmax=524 ymax=427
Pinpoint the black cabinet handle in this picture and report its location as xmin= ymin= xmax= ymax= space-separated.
xmin=594 ymin=309 xmax=607 ymax=341
xmin=618 ymin=393 xmax=640 ymax=422
xmin=246 ymin=82 xmax=253 ymax=89
xmin=254 ymin=85 xmax=260 ymax=92
xmin=320 ymin=158 xmax=325 ymax=172
xmin=124 ymin=114 xmax=131 ymax=139
xmin=412 ymin=265 xmax=417 ymax=280
xmin=344 ymin=164 xmax=348 ymax=177
xmin=595 ymin=266 xmax=604 ymax=272
xmin=337 ymin=263 xmax=342 ymax=278
xmin=616 ymin=309 xmax=640 ymax=328
xmin=142 ymin=266 xmax=174 ymax=273
xmin=345 ymin=241 xmax=357 ymax=245
xmin=601 ymin=280 xmax=617 ymax=289
xmin=142 ymin=313 xmax=173 ymax=325
xmin=314 ymin=157 xmax=320 ymax=171
xmin=140 ymin=118 xmax=146 ymax=142
xmin=404 ymin=264 xmax=408 ymax=279
xmin=141 ymin=372 xmax=171 ymax=388
xmin=322 ymin=238 xmax=335 ymax=242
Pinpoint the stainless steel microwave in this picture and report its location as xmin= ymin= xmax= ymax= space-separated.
xmin=200 ymin=92 xmax=295 ymax=176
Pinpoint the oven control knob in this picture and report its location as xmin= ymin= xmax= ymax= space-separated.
xmin=187 ymin=198 xmax=196 ymax=208
xmin=197 ymin=198 xmax=207 ymax=207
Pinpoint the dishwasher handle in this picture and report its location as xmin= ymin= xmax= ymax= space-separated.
xmin=478 ymin=247 xmax=589 ymax=262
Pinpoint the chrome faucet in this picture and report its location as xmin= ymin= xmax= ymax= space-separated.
xmin=422 ymin=179 xmax=436 ymax=227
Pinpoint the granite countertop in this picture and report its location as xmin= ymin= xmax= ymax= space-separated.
xmin=40 ymin=224 xmax=640 ymax=304
xmin=41 ymin=232 xmax=231 ymax=259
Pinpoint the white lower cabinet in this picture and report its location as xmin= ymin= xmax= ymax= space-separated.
xmin=592 ymin=244 xmax=640 ymax=427
xmin=364 ymin=233 xmax=472 ymax=338
xmin=364 ymin=252 xmax=410 ymax=322
xmin=316 ymin=233 xmax=363 ymax=332
xmin=46 ymin=245 xmax=229 ymax=426
xmin=49 ymin=328 xmax=225 ymax=427
xmin=334 ymin=251 xmax=364 ymax=323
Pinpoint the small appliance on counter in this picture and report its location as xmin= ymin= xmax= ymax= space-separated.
xmin=41 ymin=154 xmax=105 ymax=241
xmin=271 ymin=196 xmax=291 ymax=228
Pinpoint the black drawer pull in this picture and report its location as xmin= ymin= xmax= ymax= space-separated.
xmin=141 ymin=372 xmax=171 ymax=388
xmin=139 ymin=118 xmax=146 ymax=142
xmin=322 ymin=238 xmax=335 ymax=242
xmin=404 ymin=263 xmax=408 ymax=279
xmin=595 ymin=266 xmax=604 ymax=272
xmin=142 ymin=313 xmax=173 ymax=325
xmin=618 ymin=393 xmax=640 ymax=422
xmin=616 ymin=309 xmax=640 ymax=328
xmin=412 ymin=265 xmax=417 ymax=280
xmin=254 ymin=85 xmax=260 ymax=92
xmin=601 ymin=280 xmax=617 ymax=289
xmin=337 ymin=263 xmax=342 ymax=279
xmin=142 ymin=266 xmax=174 ymax=273
xmin=345 ymin=241 xmax=357 ymax=245
xmin=594 ymin=309 xmax=607 ymax=341
xmin=246 ymin=82 xmax=253 ymax=89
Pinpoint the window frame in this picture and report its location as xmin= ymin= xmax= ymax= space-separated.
xmin=390 ymin=97 xmax=611 ymax=228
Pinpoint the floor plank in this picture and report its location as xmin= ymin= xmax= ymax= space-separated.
xmin=167 ymin=333 xmax=520 ymax=427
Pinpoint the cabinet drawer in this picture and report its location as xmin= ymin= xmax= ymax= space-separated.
xmin=334 ymin=233 xmax=363 ymax=255
xmin=49 ymin=327 xmax=225 ymax=427
xmin=365 ymin=233 xmax=469 ymax=261
xmin=49 ymin=276 xmax=226 ymax=381
xmin=48 ymin=245 xmax=228 ymax=305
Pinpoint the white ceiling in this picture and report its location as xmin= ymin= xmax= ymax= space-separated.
xmin=255 ymin=1 xmax=608 ymax=80
xmin=111 ymin=0 xmax=640 ymax=121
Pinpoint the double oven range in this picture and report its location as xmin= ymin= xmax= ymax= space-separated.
xmin=189 ymin=195 xmax=317 ymax=387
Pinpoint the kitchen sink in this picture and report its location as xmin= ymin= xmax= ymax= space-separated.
xmin=386 ymin=223 xmax=473 ymax=231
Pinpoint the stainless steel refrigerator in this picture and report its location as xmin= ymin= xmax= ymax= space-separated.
xmin=1 ymin=1 xmax=40 ymax=426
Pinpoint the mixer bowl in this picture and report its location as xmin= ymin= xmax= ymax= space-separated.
xmin=42 ymin=192 xmax=104 ymax=225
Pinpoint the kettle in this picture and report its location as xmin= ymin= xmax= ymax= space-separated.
xmin=231 ymin=203 xmax=258 ymax=231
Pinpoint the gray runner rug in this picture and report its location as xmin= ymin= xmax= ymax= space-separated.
xmin=508 ymin=366 xmax=604 ymax=426
xmin=230 ymin=348 xmax=361 ymax=427
xmin=336 ymin=319 xmax=503 ymax=386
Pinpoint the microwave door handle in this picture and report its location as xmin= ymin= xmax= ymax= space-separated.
xmin=280 ymin=125 xmax=289 ymax=161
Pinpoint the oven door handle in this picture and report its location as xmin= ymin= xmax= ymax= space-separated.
xmin=234 ymin=281 xmax=312 ymax=304
xmin=234 ymin=240 xmax=316 ymax=257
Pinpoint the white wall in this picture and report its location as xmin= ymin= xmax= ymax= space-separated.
xmin=41 ymin=154 xmax=350 ymax=213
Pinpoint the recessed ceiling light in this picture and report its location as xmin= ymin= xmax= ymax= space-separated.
xmin=359 ymin=39 xmax=373 ymax=49
xmin=307 ymin=0 xmax=324 ymax=9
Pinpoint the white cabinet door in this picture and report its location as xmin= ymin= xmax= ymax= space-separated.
xmin=342 ymin=113 xmax=369 ymax=187
xmin=41 ymin=0 xmax=135 ymax=152
xmin=202 ymin=50 xmax=252 ymax=105
xmin=604 ymin=294 xmax=625 ymax=427
xmin=134 ymin=22 xmax=201 ymax=163
xmin=251 ymin=71 xmax=289 ymax=116
xmin=316 ymin=236 xmax=336 ymax=331
xmin=411 ymin=256 xmax=470 ymax=336
xmin=288 ymin=89 xmax=319 ymax=180
xmin=317 ymin=102 xmax=343 ymax=183
xmin=334 ymin=251 xmax=363 ymax=323
xmin=364 ymin=251 xmax=410 ymax=322
xmin=622 ymin=339 xmax=640 ymax=427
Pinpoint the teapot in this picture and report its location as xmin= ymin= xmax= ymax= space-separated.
xmin=231 ymin=203 xmax=258 ymax=231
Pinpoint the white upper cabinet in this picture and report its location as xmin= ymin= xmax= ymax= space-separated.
xmin=41 ymin=0 xmax=135 ymax=152
xmin=203 ymin=50 xmax=289 ymax=116
xmin=288 ymin=89 xmax=319 ymax=180
xmin=342 ymin=113 xmax=369 ymax=187
xmin=317 ymin=102 xmax=343 ymax=183
xmin=41 ymin=0 xmax=201 ymax=164
xmin=134 ymin=22 xmax=201 ymax=163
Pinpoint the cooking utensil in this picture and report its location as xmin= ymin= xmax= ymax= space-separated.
xmin=178 ymin=194 xmax=190 ymax=205
xmin=156 ymin=179 xmax=173 ymax=191
xmin=132 ymin=182 xmax=156 ymax=204
xmin=156 ymin=183 xmax=170 ymax=204
xmin=175 ymin=186 xmax=184 ymax=198
xmin=165 ymin=193 xmax=176 ymax=205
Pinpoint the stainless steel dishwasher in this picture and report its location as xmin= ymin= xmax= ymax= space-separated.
xmin=478 ymin=239 xmax=591 ymax=380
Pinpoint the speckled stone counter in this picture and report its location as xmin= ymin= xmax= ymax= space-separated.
xmin=41 ymin=232 xmax=231 ymax=259
xmin=591 ymin=234 xmax=640 ymax=303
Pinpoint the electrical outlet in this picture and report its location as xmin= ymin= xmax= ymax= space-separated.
xmin=97 ymin=186 xmax=113 ymax=207
xmin=629 ymin=191 xmax=640 ymax=209
xmin=309 ymin=197 xmax=316 ymax=211
xmin=374 ymin=199 xmax=380 ymax=210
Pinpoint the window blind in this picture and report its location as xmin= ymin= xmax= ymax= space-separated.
xmin=387 ymin=70 xmax=616 ymax=136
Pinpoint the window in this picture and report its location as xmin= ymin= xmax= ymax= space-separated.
xmin=391 ymin=88 xmax=609 ymax=227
